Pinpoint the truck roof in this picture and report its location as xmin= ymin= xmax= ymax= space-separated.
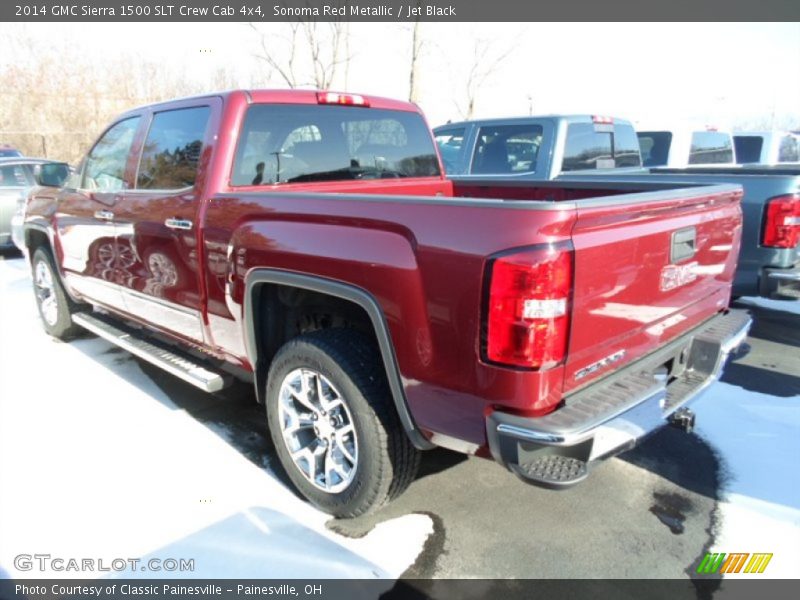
xmin=734 ymin=130 xmax=799 ymax=138
xmin=116 ymin=89 xmax=423 ymax=118
xmin=636 ymin=124 xmax=733 ymax=135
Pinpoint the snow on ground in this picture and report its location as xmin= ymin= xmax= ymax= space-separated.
xmin=0 ymin=257 xmax=432 ymax=581
xmin=691 ymin=297 xmax=800 ymax=578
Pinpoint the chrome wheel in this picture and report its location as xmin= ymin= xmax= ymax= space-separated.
xmin=34 ymin=259 xmax=58 ymax=326
xmin=278 ymin=368 xmax=358 ymax=493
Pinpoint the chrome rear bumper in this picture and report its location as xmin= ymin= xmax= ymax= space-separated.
xmin=486 ymin=309 xmax=751 ymax=488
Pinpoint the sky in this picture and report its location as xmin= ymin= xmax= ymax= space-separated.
xmin=5 ymin=21 xmax=800 ymax=130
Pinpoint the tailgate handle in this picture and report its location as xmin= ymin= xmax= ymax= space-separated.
xmin=671 ymin=227 xmax=696 ymax=263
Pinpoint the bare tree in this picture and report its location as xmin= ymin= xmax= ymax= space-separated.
xmin=250 ymin=22 xmax=302 ymax=87
xmin=454 ymin=39 xmax=515 ymax=119
xmin=344 ymin=21 xmax=351 ymax=89
xmin=0 ymin=28 xmax=210 ymax=163
xmin=250 ymin=20 xmax=351 ymax=89
xmin=408 ymin=20 xmax=424 ymax=103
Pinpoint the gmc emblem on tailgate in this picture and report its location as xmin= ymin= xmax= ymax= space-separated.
xmin=660 ymin=261 xmax=699 ymax=291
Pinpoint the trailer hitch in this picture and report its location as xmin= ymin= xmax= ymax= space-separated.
xmin=668 ymin=407 xmax=696 ymax=434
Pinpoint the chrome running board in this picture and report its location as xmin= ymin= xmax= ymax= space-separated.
xmin=72 ymin=312 xmax=226 ymax=393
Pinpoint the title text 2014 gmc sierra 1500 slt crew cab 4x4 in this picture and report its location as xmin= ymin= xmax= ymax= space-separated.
xmin=21 ymin=90 xmax=750 ymax=517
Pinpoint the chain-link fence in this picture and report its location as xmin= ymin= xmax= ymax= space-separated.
xmin=0 ymin=131 xmax=94 ymax=164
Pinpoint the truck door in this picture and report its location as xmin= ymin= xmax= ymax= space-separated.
xmin=111 ymin=101 xmax=217 ymax=344
xmin=57 ymin=116 xmax=141 ymax=313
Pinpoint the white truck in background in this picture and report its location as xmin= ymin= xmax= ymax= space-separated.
xmin=636 ymin=125 xmax=736 ymax=168
xmin=734 ymin=131 xmax=800 ymax=165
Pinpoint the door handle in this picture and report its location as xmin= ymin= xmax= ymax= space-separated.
xmin=94 ymin=210 xmax=114 ymax=220
xmin=165 ymin=218 xmax=193 ymax=231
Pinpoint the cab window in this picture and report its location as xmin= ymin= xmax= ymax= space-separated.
xmin=734 ymin=136 xmax=763 ymax=164
xmin=688 ymin=132 xmax=734 ymax=165
xmin=638 ymin=131 xmax=672 ymax=167
xmin=137 ymin=106 xmax=211 ymax=190
xmin=471 ymin=124 xmax=543 ymax=174
xmin=434 ymin=128 xmax=466 ymax=173
xmin=232 ymin=104 xmax=440 ymax=186
xmin=83 ymin=117 xmax=140 ymax=191
xmin=778 ymin=135 xmax=799 ymax=163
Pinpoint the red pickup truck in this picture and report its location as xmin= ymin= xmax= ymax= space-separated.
xmin=22 ymin=90 xmax=750 ymax=517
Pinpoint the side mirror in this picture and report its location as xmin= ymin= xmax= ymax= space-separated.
xmin=34 ymin=162 xmax=71 ymax=187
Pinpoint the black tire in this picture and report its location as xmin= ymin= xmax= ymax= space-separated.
xmin=266 ymin=329 xmax=420 ymax=518
xmin=31 ymin=247 xmax=83 ymax=340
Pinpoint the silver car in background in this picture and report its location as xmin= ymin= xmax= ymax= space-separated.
xmin=0 ymin=158 xmax=68 ymax=252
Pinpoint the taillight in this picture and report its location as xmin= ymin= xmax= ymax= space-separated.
xmin=316 ymin=91 xmax=369 ymax=107
xmin=485 ymin=244 xmax=573 ymax=369
xmin=763 ymin=194 xmax=800 ymax=248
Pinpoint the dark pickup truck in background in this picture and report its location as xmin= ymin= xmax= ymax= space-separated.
xmin=21 ymin=90 xmax=750 ymax=517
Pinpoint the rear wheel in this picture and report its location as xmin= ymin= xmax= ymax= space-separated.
xmin=266 ymin=329 xmax=420 ymax=518
xmin=32 ymin=247 xmax=82 ymax=340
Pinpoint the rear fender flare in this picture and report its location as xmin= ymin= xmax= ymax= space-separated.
xmin=243 ymin=269 xmax=434 ymax=450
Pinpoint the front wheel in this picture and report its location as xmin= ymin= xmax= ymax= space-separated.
xmin=265 ymin=329 xmax=420 ymax=518
xmin=32 ymin=247 xmax=82 ymax=340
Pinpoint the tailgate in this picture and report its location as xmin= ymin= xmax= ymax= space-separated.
xmin=563 ymin=184 xmax=743 ymax=394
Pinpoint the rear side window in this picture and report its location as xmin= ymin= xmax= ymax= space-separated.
xmin=232 ymin=104 xmax=440 ymax=186
xmin=734 ymin=136 xmax=763 ymax=164
xmin=137 ymin=106 xmax=211 ymax=190
xmin=638 ymin=131 xmax=672 ymax=167
xmin=688 ymin=132 xmax=734 ymax=165
xmin=0 ymin=164 xmax=32 ymax=187
xmin=434 ymin=128 xmax=466 ymax=173
xmin=778 ymin=135 xmax=799 ymax=163
xmin=471 ymin=124 xmax=543 ymax=174
xmin=562 ymin=122 xmax=640 ymax=172
xmin=83 ymin=117 xmax=140 ymax=191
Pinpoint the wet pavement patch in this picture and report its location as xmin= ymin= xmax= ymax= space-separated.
xmin=400 ymin=512 xmax=445 ymax=579
xmin=650 ymin=491 xmax=694 ymax=534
